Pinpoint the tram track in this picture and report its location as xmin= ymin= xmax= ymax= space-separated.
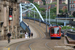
xmin=45 ymin=41 xmax=54 ymax=50
xmin=24 ymin=19 xmax=63 ymax=50
xmin=23 ymin=19 xmax=52 ymax=50
xmin=24 ymin=19 xmax=65 ymax=50
xmin=9 ymin=19 xmax=65 ymax=50
xmin=9 ymin=19 xmax=48 ymax=50
xmin=30 ymin=20 xmax=67 ymax=50
xmin=15 ymin=20 xmax=43 ymax=50
xmin=25 ymin=20 xmax=54 ymax=50
xmin=26 ymin=19 xmax=73 ymax=50
xmin=25 ymin=19 xmax=66 ymax=50
xmin=29 ymin=20 xmax=49 ymax=30
xmin=25 ymin=20 xmax=46 ymax=38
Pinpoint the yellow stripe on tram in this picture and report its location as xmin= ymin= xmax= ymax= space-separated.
xmin=8 ymin=48 xmax=10 ymax=50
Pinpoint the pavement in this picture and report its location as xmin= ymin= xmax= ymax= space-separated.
xmin=0 ymin=25 xmax=37 ymax=50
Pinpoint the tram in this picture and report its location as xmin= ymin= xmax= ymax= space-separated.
xmin=49 ymin=26 xmax=61 ymax=39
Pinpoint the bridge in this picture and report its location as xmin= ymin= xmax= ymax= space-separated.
xmin=19 ymin=3 xmax=71 ymax=33
xmin=19 ymin=3 xmax=75 ymax=49
xmin=19 ymin=3 xmax=45 ymax=33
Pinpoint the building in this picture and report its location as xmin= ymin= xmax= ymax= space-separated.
xmin=0 ymin=0 xmax=20 ymax=40
xmin=33 ymin=0 xmax=43 ymax=5
xmin=21 ymin=0 xmax=30 ymax=3
xmin=45 ymin=0 xmax=56 ymax=4
xmin=59 ymin=4 xmax=68 ymax=11
xmin=59 ymin=0 xmax=68 ymax=4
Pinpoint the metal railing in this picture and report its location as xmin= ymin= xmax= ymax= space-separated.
xmin=23 ymin=17 xmax=50 ymax=26
xmin=66 ymin=31 xmax=75 ymax=40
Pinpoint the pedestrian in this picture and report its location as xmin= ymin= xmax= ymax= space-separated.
xmin=29 ymin=32 xmax=31 ymax=38
xmin=25 ymin=31 xmax=26 ymax=38
xmin=25 ymin=32 xmax=28 ymax=39
xmin=7 ymin=32 xmax=11 ymax=43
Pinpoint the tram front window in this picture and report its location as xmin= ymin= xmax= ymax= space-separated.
xmin=54 ymin=27 xmax=59 ymax=34
xmin=51 ymin=27 xmax=59 ymax=34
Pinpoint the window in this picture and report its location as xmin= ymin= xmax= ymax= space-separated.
xmin=50 ymin=27 xmax=59 ymax=34
xmin=51 ymin=28 xmax=54 ymax=34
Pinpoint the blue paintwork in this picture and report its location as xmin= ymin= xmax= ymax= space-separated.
xmin=51 ymin=37 xmax=61 ymax=39
xmin=66 ymin=33 xmax=75 ymax=40
xmin=20 ymin=21 xmax=31 ymax=33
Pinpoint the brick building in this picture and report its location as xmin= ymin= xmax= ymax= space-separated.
xmin=33 ymin=0 xmax=43 ymax=5
xmin=59 ymin=0 xmax=68 ymax=4
xmin=0 ymin=0 xmax=20 ymax=40
xmin=45 ymin=0 xmax=56 ymax=4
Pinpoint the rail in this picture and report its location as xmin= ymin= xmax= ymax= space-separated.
xmin=23 ymin=17 xmax=50 ymax=26
xmin=66 ymin=31 xmax=75 ymax=40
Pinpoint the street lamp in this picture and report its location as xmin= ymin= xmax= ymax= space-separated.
xmin=46 ymin=0 xmax=48 ymax=33
xmin=49 ymin=8 xmax=50 ymax=26
xmin=29 ymin=10 xmax=30 ymax=21
xmin=34 ymin=10 xmax=35 ymax=23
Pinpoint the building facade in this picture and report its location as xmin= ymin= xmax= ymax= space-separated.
xmin=59 ymin=0 xmax=68 ymax=4
xmin=33 ymin=0 xmax=43 ymax=5
xmin=0 ymin=0 xmax=20 ymax=40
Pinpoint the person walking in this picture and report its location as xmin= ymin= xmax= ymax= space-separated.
xmin=25 ymin=32 xmax=28 ymax=39
xmin=7 ymin=32 xmax=11 ymax=43
xmin=29 ymin=32 xmax=31 ymax=38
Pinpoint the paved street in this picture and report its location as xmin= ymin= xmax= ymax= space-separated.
xmin=0 ymin=19 xmax=74 ymax=50
xmin=7 ymin=19 xmax=73 ymax=50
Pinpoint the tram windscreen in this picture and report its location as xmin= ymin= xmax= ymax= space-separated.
xmin=51 ymin=27 xmax=59 ymax=34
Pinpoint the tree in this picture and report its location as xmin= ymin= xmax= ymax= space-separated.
xmin=64 ymin=9 xmax=68 ymax=13
xmin=34 ymin=3 xmax=45 ymax=12
xmin=59 ymin=9 xmax=63 ymax=13
xmin=50 ymin=7 xmax=57 ymax=19
xmin=28 ymin=0 xmax=33 ymax=3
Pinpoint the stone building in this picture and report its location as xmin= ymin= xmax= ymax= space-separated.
xmin=0 ymin=0 xmax=20 ymax=40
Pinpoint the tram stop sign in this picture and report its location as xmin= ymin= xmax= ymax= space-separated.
xmin=9 ymin=15 xmax=12 ymax=20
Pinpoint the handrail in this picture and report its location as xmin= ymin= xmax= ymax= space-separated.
xmin=20 ymin=21 xmax=31 ymax=33
xmin=66 ymin=33 xmax=75 ymax=40
xmin=23 ymin=17 xmax=50 ymax=26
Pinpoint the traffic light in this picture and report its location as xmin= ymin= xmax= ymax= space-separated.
xmin=9 ymin=8 xmax=13 ymax=20
xmin=9 ymin=8 xmax=13 ymax=15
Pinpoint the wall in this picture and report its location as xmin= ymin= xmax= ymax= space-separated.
xmin=0 ymin=0 xmax=20 ymax=40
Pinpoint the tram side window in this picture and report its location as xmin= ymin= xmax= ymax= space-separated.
xmin=57 ymin=30 xmax=59 ymax=34
xmin=51 ymin=28 xmax=54 ymax=34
